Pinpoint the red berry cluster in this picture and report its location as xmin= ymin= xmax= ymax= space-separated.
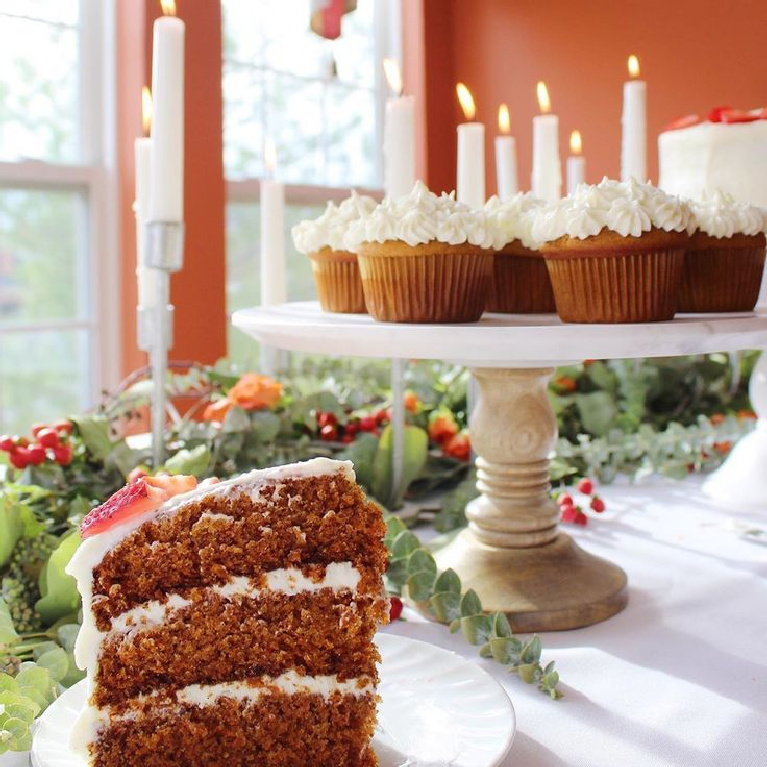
xmin=556 ymin=477 xmax=606 ymax=527
xmin=316 ymin=409 xmax=388 ymax=444
xmin=0 ymin=420 xmax=74 ymax=470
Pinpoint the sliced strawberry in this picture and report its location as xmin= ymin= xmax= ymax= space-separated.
xmin=707 ymin=106 xmax=732 ymax=123
xmin=664 ymin=114 xmax=702 ymax=132
xmin=81 ymin=474 xmax=197 ymax=538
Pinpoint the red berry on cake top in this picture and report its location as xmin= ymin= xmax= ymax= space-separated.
xmin=81 ymin=475 xmax=197 ymax=539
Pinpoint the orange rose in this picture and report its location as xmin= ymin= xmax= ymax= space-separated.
xmin=404 ymin=390 xmax=419 ymax=413
xmin=710 ymin=413 xmax=725 ymax=426
xmin=428 ymin=411 xmax=459 ymax=444
xmin=228 ymin=374 xmax=283 ymax=410
xmin=203 ymin=398 xmax=234 ymax=423
xmin=737 ymin=409 xmax=757 ymax=421
xmin=713 ymin=440 xmax=732 ymax=455
xmin=443 ymin=430 xmax=471 ymax=462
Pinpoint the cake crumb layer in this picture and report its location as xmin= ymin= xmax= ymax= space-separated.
xmin=92 ymin=693 xmax=379 ymax=767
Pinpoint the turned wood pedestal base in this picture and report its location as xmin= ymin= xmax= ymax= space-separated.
xmin=433 ymin=366 xmax=628 ymax=632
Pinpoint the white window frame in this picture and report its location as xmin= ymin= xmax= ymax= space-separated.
xmin=223 ymin=0 xmax=401 ymax=340
xmin=0 ymin=0 xmax=120 ymax=419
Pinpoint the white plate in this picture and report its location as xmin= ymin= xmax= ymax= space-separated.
xmin=32 ymin=633 xmax=515 ymax=767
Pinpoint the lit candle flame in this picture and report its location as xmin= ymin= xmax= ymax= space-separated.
xmin=536 ymin=81 xmax=551 ymax=114
xmin=383 ymin=58 xmax=403 ymax=96
xmin=456 ymin=83 xmax=477 ymax=121
xmin=498 ymin=104 xmax=510 ymax=134
xmin=628 ymin=54 xmax=640 ymax=78
xmin=570 ymin=130 xmax=582 ymax=155
xmin=141 ymin=87 xmax=153 ymax=136
xmin=264 ymin=138 xmax=278 ymax=174
xmin=160 ymin=0 xmax=177 ymax=15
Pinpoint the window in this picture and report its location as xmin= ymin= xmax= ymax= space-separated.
xmin=222 ymin=0 xmax=399 ymax=362
xmin=0 ymin=0 xmax=118 ymax=433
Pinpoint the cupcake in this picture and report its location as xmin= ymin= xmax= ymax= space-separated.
xmin=484 ymin=193 xmax=554 ymax=313
xmin=679 ymin=191 xmax=766 ymax=312
xmin=345 ymin=181 xmax=494 ymax=323
xmin=533 ymin=178 xmax=693 ymax=323
xmin=291 ymin=191 xmax=377 ymax=313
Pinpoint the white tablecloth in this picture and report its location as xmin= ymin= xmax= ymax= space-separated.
xmin=383 ymin=476 xmax=767 ymax=767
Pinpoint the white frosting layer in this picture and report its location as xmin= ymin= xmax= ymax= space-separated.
xmin=107 ymin=563 xmax=361 ymax=639
xmin=291 ymin=191 xmax=378 ymax=254
xmin=531 ymin=177 xmax=694 ymax=242
xmin=65 ymin=458 xmax=355 ymax=675
xmin=658 ymin=121 xmax=767 ymax=208
xmin=483 ymin=192 xmax=543 ymax=250
xmin=686 ymin=189 xmax=766 ymax=238
xmin=70 ymin=673 xmax=374 ymax=756
xmin=344 ymin=180 xmax=493 ymax=250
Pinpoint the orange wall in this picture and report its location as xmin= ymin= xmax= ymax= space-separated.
xmin=118 ymin=1 xmax=227 ymax=378
xmin=421 ymin=0 xmax=767 ymax=195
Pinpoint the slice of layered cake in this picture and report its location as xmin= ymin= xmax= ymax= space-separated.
xmin=65 ymin=458 xmax=389 ymax=766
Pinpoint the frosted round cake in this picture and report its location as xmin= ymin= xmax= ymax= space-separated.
xmin=658 ymin=118 xmax=767 ymax=206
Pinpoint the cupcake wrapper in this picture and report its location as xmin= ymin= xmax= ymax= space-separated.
xmin=358 ymin=249 xmax=492 ymax=323
xmin=309 ymin=253 xmax=367 ymax=314
xmin=488 ymin=253 xmax=556 ymax=313
xmin=544 ymin=248 xmax=685 ymax=323
xmin=678 ymin=244 xmax=766 ymax=313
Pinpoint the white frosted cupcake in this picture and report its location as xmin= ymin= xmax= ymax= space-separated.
xmin=291 ymin=191 xmax=377 ymax=313
xmin=680 ymin=191 xmax=766 ymax=312
xmin=483 ymin=193 xmax=553 ymax=313
xmin=533 ymin=178 xmax=694 ymax=323
xmin=345 ymin=181 xmax=494 ymax=323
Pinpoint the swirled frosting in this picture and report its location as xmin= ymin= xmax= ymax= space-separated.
xmin=686 ymin=190 xmax=766 ymax=238
xmin=291 ymin=191 xmax=378 ymax=254
xmin=483 ymin=193 xmax=543 ymax=250
xmin=344 ymin=180 xmax=493 ymax=250
xmin=531 ymin=177 xmax=695 ymax=242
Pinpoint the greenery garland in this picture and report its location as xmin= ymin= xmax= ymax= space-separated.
xmin=0 ymin=351 xmax=760 ymax=750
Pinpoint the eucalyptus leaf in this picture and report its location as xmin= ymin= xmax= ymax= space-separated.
xmin=433 ymin=569 xmax=461 ymax=595
xmin=459 ymin=589 xmax=483 ymax=617
xmin=405 ymin=571 xmax=436 ymax=602
xmin=36 ymin=649 xmax=69 ymax=683
xmin=406 ymin=549 xmax=437 ymax=577
xmin=0 ymin=599 xmax=19 ymax=645
xmin=429 ymin=591 xmax=461 ymax=623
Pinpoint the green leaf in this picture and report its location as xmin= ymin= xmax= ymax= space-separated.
xmin=574 ymin=391 xmax=619 ymax=437
xmin=460 ymin=614 xmax=493 ymax=645
xmin=429 ymin=591 xmax=461 ymax=623
xmin=490 ymin=611 xmax=513 ymax=638
xmin=36 ymin=649 xmax=69 ymax=683
xmin=433 ymin=569 xmax=462 ymax=595
xmin=487 ymin=636 xmax=522 ymax=664
xmin=165 ymin=445 xmax=211 ymax=477
xmin=459 ymin=588 xmax=483 ymax=617
xmin=521 ymin=635 xmax=542 ymax=664
xmin=405 ymin=571 xmax=436 ymax=602
xmin=0 ymin=677 xmax=19 ymax=695
xmin=32 ymin=642 xmax=59 ymax=662
xmin=35 ymin=530 xmax=82 ymax=626
xmin=72 ymin=415 xmax=114 ymax=460
xmin=221 ymin=407 xmax=251 ymax=433
xmin=251 ymin=411 xmax=282 ymax=441
xmin=0 ymin=499 xmax=22 ymax=567
xmin=346 ymin=433 xmax=380 ymax=494
xmin=389 ymin=530 xmax=420 ymax=560
xmin=516 ymin=662 xmax=538 ymax=684
xmin=372 ymin=425 xmax=429 ymax=508
xmin=2 ymin=716 xmax=32 ymax=751
xmin=406 ymin=549 xmax=437 ymax=577
xmin=56 ymin=625 xmax=80 ymax=655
